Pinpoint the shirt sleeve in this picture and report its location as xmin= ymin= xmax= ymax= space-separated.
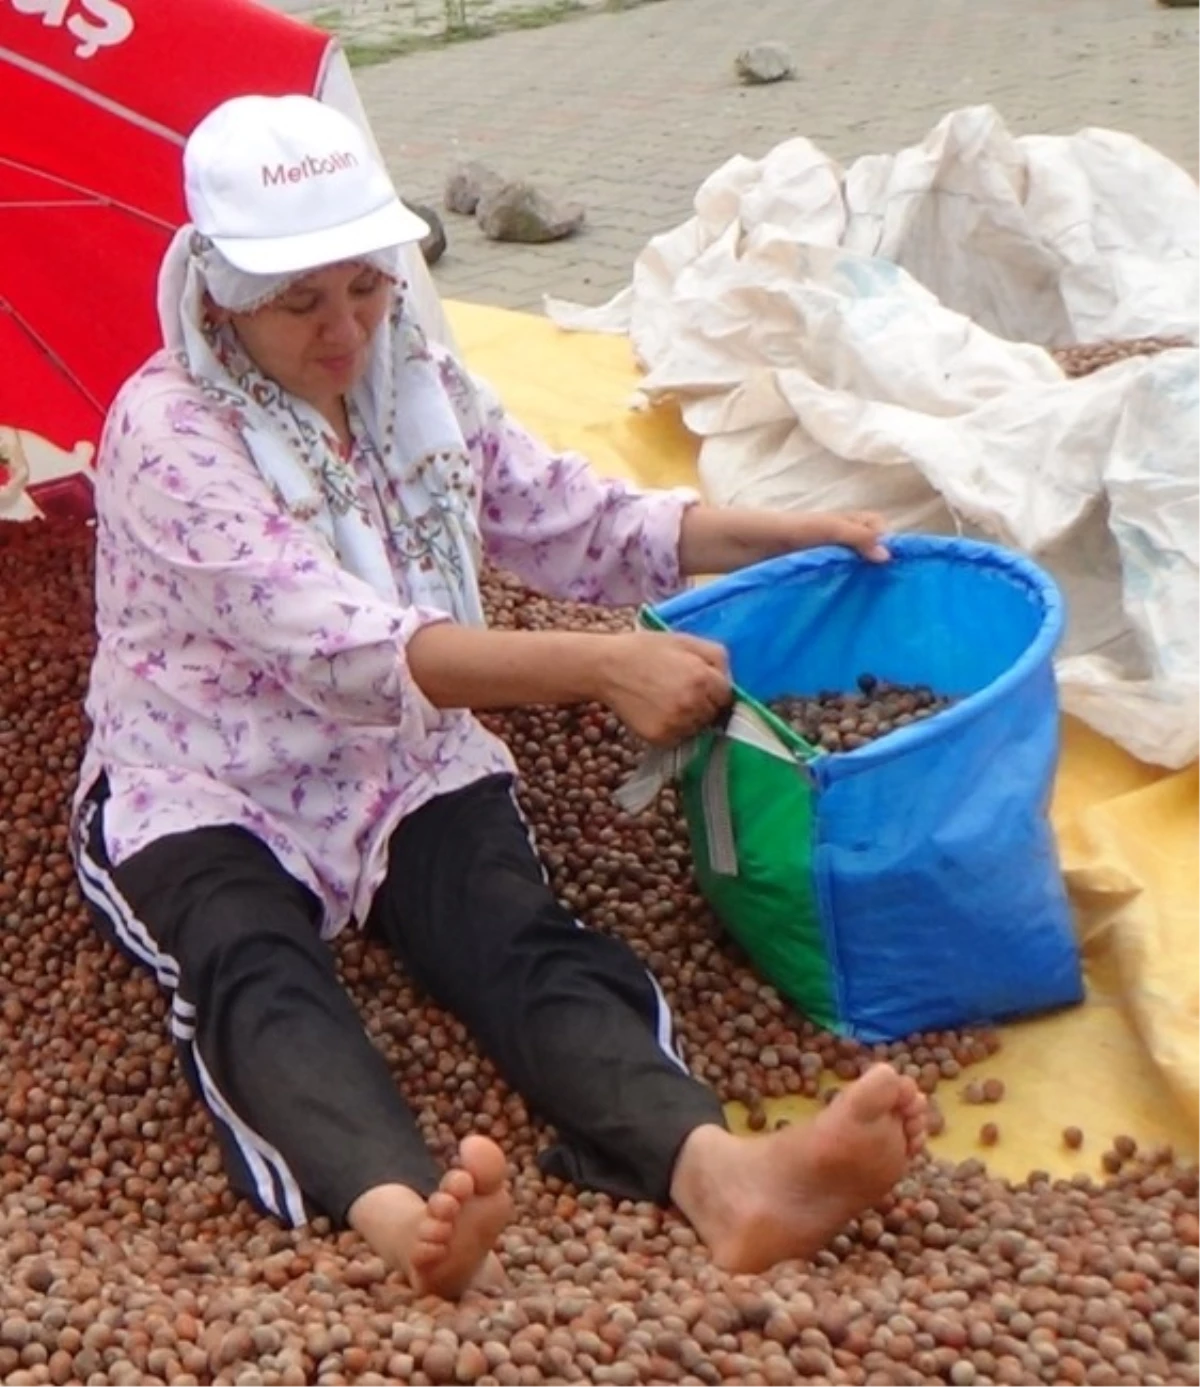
xmin=448 ymin=356 xmax=699 ymax=607
xmin=105 ymin=387 xmax=449 ymax=733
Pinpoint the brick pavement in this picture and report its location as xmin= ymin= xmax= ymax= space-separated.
xmin=341 ymin=0 xmax=1199 ymax=312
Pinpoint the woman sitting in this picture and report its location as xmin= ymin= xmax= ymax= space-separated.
xmin=72 ymin=92 xmax=926 ymax=1298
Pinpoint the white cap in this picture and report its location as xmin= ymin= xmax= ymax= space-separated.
xmin=184 ymin=94 xmax=429 ymax=275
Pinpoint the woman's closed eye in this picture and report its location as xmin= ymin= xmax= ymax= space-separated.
xmin=350 ymin=270 xmax=386 ymax=297
xmin=276 ymin=271 xmax=384 ymax=316
xmin=279 ymin=292 xmax=320 ymax=316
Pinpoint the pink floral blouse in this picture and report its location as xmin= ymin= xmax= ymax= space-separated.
xmin=75 ymin=348 xmax=696 ymax=934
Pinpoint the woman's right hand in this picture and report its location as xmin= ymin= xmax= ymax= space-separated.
xmin=594 ymin=630 xmax=733 ymax=747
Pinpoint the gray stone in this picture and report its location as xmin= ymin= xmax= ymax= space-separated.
xmin=734 ymin=40 xmax=796 ymax=84
xmin=409 ymin=201 xmax=448 ymax=266
xmin=444 ymin=160 xmax=506 ymax=215
xmin=475 ymin=181 xmax=586 ymax=244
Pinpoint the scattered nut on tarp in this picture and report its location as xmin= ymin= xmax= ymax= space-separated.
xmin=444 ymin=160 xmax=506 ymax=216
xmin=476 ymin=181 xmax=586 ymax=244
xmin=734 ymin=40 xmax=796 ymax=85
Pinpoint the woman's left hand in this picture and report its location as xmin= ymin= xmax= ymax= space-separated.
xmin=805 ymin=510 xmax=891 ymax=563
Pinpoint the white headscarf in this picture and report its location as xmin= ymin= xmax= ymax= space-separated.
xmin=156 ymin=226 xmax=485 ymax=626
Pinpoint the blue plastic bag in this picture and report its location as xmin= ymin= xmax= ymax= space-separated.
xmin=647 ymin=535 xmax=1084 ymax=1041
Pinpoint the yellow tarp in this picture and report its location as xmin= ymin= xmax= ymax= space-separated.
xmin=446 ymin=298 xmax=1199 ymax=1178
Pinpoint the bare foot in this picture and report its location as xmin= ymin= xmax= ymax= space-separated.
xmin=348 ymin=1135 xmax=512 ymax=1298
xmin=670 ymin=1063 xmax=927 ymax=1274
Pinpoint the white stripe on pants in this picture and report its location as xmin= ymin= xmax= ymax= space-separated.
xmin=509 ymin=786 xmax=688 ymax=1073
xmin=75 ymin=800 xmax=308 ymax=1227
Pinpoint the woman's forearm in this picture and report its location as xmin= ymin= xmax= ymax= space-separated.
xmin=406 ymin=623 xmax=613 ymax=711
xmin=678 ymin=506 xmax=891 ymax=575
xmin=677 ymin=507 xmax=826 ymax=576
xmin=408 ymin=621 xmax=734 ymax=746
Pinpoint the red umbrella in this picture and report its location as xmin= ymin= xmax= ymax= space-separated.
xmin=0 ymin=0 xmax=336 ymax=517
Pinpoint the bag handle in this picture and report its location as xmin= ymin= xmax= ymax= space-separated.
xmin=615 ymin=701 xmax=811 ymax=877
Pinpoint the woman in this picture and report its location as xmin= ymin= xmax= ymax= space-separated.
xmin=72 ymin=93 xmax=926 ymax=1298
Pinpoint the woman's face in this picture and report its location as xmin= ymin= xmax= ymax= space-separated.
xmin=225 ymin=261 xmax=391 ymax=407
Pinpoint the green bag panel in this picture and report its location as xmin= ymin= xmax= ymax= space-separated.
xmin=680 ymin=727 xmax=840 ymax=1033
xmin=635 ymin=604 xmax=840 ymax=1031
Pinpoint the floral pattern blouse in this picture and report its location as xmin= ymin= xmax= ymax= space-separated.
xmin=75 ymin=347 xmax=697 ymax=935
